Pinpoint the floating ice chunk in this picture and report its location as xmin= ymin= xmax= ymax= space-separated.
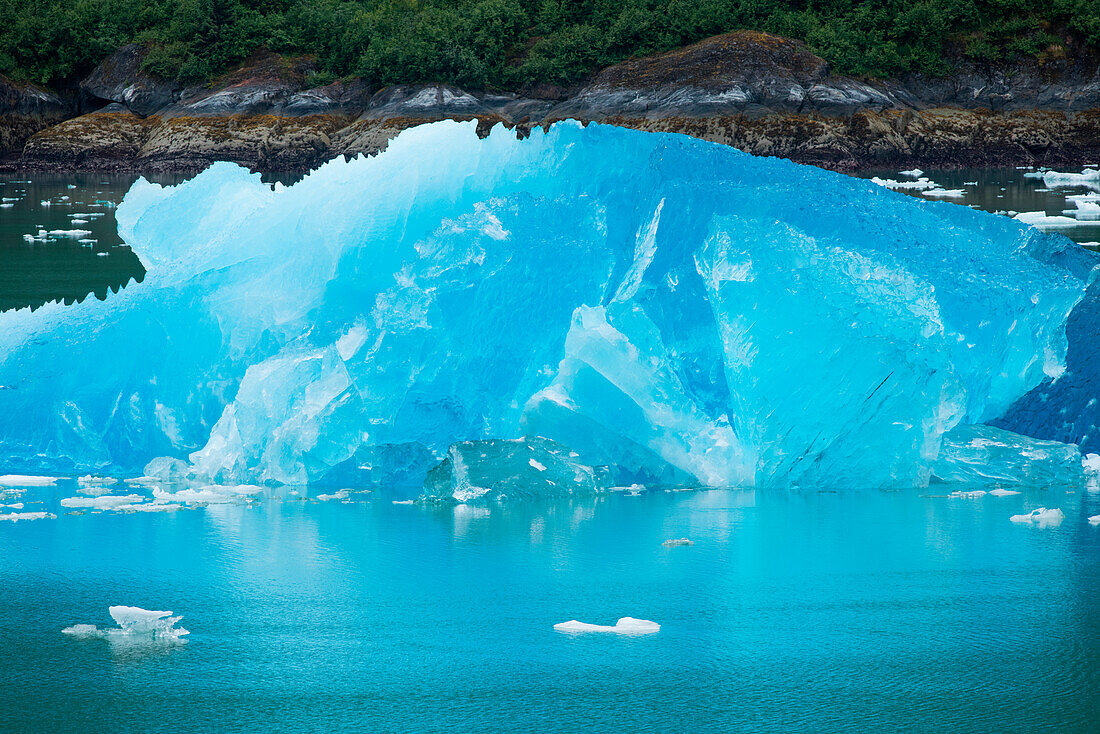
xmin=870 ymin=176 xmax=938 ymax=191
xmin=989 ymin=488 xmax=1022 ymax=496
xmin=60 ymin=494 xmax=144 ymax=509
xmin=423 ymin=436 xmax=608 ymax=503
xmin=392 ymin=499 xmax=415 ymax=504
xmin=63 ymin=606 xmax=189 ymax=640
xmin=0 ymin=203 xmax=13 ymax=208
xmin=1013 ymin=211 xmax=1084 ymax=230
xmin=78 ymin=475 xmax=116 ymax=487
xmin=1034 ymin=169 xmax=1100 ymax=188
xmin=923 ymin=188 xmax=966 ymax=199
xmin=315 ymin=489 xmax=350 ymax=501
xmin=662 ymin=537 xmax=694 ymax=546
xmin=119 ymin=502 xmax=182 ymax=513
xmin=1089 ymin=515 xmax=1100 ymax=525
xmin=1083 ymin=453 xmax=1100 ymax=474
xmin=60 ymin=624 xmax=101 ymax=637
xmin=553 ymin=617 xmax=660 ymax=634
xmin=47 ymin=229 xmax=93 ymax=238
xmin=949 ymin=490 xmax=987 ymax=498
xmin=0 ymin=511 xmax=56 ymax=522
xmin=0 ymin=475 xmax=59 ymax=487
xmin=152 ymin=484 xmax=261 ymax=504
xmin=2 ymin=502 xmax=24 ymax=509
xmin=95 ymin=252 xmax=108 ymax=257
xmin=899 ymin=169 xmax=924 ymax=178
xmin=1009 ymin=507 xmax=1064 ymax=526
xmin=70 ymin=218 xmax=89 ymax=225
xmin=932 ymin=425 xmax=1084 ymax=487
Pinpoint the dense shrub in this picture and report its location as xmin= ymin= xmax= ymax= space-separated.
xmin=0 ymin=0 xmax=1095 ymax=89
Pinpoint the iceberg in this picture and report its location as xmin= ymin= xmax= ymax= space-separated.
xmin=63 ymin=605 xmax=189 ymax=640
xmin=0 ymin=120 xmax=1093 ymax=490
xmin=553 ymin=617 xmax=661 ymax=634
xmin=0 ymin=511 xmax=55 ymax=522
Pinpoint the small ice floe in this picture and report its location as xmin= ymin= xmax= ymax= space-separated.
xmin=3 ymin=502 xmax=24 ymax=509
xmin=392 ymin=499 xmax=415 ymax=505
xmin=0 ymin=474 xmax=59 ymax=487
xmin=63 ymin=606 xmax=189 ymax=641
xmin=95 ymin=252 xmax=108 ymax=257
xmin=47 ymin=229 xmax=93 ymax=238
xmin=22 ymin=229 xmax=47 ymax=243
xmin=70 ymin=218 xmax=89 ymax=225
xmin=152 ymin=484 xmax=261 ymax=504
xmin=66 ymin=184 xmax=76 ymax=189
xmin=1009 ymin=508 xmax=1065 ymax=527
xmin=554 ymin=617 xmax=660 ymax=635
xmin=315 ymin=489 xmax=350 ymax=501
xmin=950 ymin=490 xmax=987 ymax=498
xmin=0 ymin=511 xmax=56 ymax=522
xmin=871 ymin=176 xmax=938 ymax=191
xmin=899 ymin=168 xmax=924 ymax=178
xmin=989 ymin=488 xmax=1022 ymax=496
xmin=40 ymin=200 xmax=51 ymax=207
xmin=119 ymin=503 xmax=182 ymax=513
xmin=1089 ymin=515 xmax=1100 ymax=525
xmin=77 ymin=475 xmax=116 ymax=492
xmin=922 ymin=187 xmax=966 ymax=199
xmin=1082 ymin=453 xmax=1100 ymax=474
xmin=60 ymin=494 xmax=144 ymax=509
xmin=0 ymin=203 xmax=13 ymax=208
xmin=1032 ymin=168 xmax=1100 ymax=187
xmin=662 ymin=538 xmax=693 ymax=547
xmin=1013 ymin=211 xmax=1082 ymax=230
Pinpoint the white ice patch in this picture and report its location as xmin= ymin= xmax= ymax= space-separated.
xmin=1009 ymin=507 xmax=1064 ymax=527
xmin=553 ymin=617 xmax=661 ymax=634
xmin=47 ymin=229 xmax=93 ymax=238
xmin=315 ymin=489 xmax=350 ymax=501
xmin=0 ymin=511 xmax=56 ymax=522
xmin=662 ymin=537 xmax=693 ymax=547
xmin=0 ymin=475 xmax=59 ymax=487
xmin=528 ymin=459 xmax=547 ymax=472
xmin=988 ymin=488 xmax=1022 ymax=496
xmin=1013 ymin=211 xmax=1084 ymax=230
xmin=152 ymin=484 xmax=261 ymax=504
xmin=950 ymin=490 xmax=987 ymax=498
xmin=1089 ymin=515 xmax=1100 ymax=525
xmin=60 ymin=494 xmax=144 ymax=509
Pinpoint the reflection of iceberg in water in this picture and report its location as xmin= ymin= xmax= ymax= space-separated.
xmin=0 ymin=120 xmax=1095 ymax=490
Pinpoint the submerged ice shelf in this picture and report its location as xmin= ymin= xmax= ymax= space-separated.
xmin=0 ymin=120 xmax=1096 ymax=492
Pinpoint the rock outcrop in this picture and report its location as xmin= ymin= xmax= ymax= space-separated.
xmin=4 ymin=32 xmax=1100 ymax=173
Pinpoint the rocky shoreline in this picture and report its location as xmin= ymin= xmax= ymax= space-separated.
xmin=3 ymin=31 xmax=1100 ymax=175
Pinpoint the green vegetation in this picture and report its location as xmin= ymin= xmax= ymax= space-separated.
xmin=1 ymin=0 xmax=1097 ymax=89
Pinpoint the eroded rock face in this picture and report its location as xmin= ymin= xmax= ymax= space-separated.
xmin=80 ymin=44 xmax=180 ymax=117
xmin=5 ymin=31 xmax=1100 ymax=172
xmin=0 ymin=75 xmax=71 ymax=157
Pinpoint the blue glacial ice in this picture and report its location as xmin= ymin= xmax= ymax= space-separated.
xmin=0 ymin=120 xmax=1095 ymax=490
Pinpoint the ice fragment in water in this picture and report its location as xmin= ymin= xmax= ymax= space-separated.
xmin=0 ymin=475 xmax=58 ymax=487
xmin=1089 ymin=515 xmax=1100 ymax=525
xmin=662 ymin=538 xmax=693 ymax=546
xmin=553 ymin=617 xmax=660 ymax=634
xmin=0 ymin=511 xmax=55 ymax=522
xmin=1009 ymin=508 xmax=1064 ymax=527
xmin=63 ymin=606 xmax=189 ymax=640
xmin=0 ymin=121 xmax=1092 ymax=490
xmin=60 ymin=494 xmax=144 ymax=509
xmin=988 ymin=488 xmax=1021 ymax=496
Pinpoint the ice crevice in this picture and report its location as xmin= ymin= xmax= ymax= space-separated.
xmin=0 ymin=120 xmax=1096 ymax=493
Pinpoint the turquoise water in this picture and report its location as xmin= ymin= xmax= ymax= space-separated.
xmin=2 ymin=487 xmax=1099 ymax=732
xmin=3 ymin=170 xmax=1100 ymax=732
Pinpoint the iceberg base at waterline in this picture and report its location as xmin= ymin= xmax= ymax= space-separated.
xmin=0 ymin=120 xmax=1095 ymax=492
